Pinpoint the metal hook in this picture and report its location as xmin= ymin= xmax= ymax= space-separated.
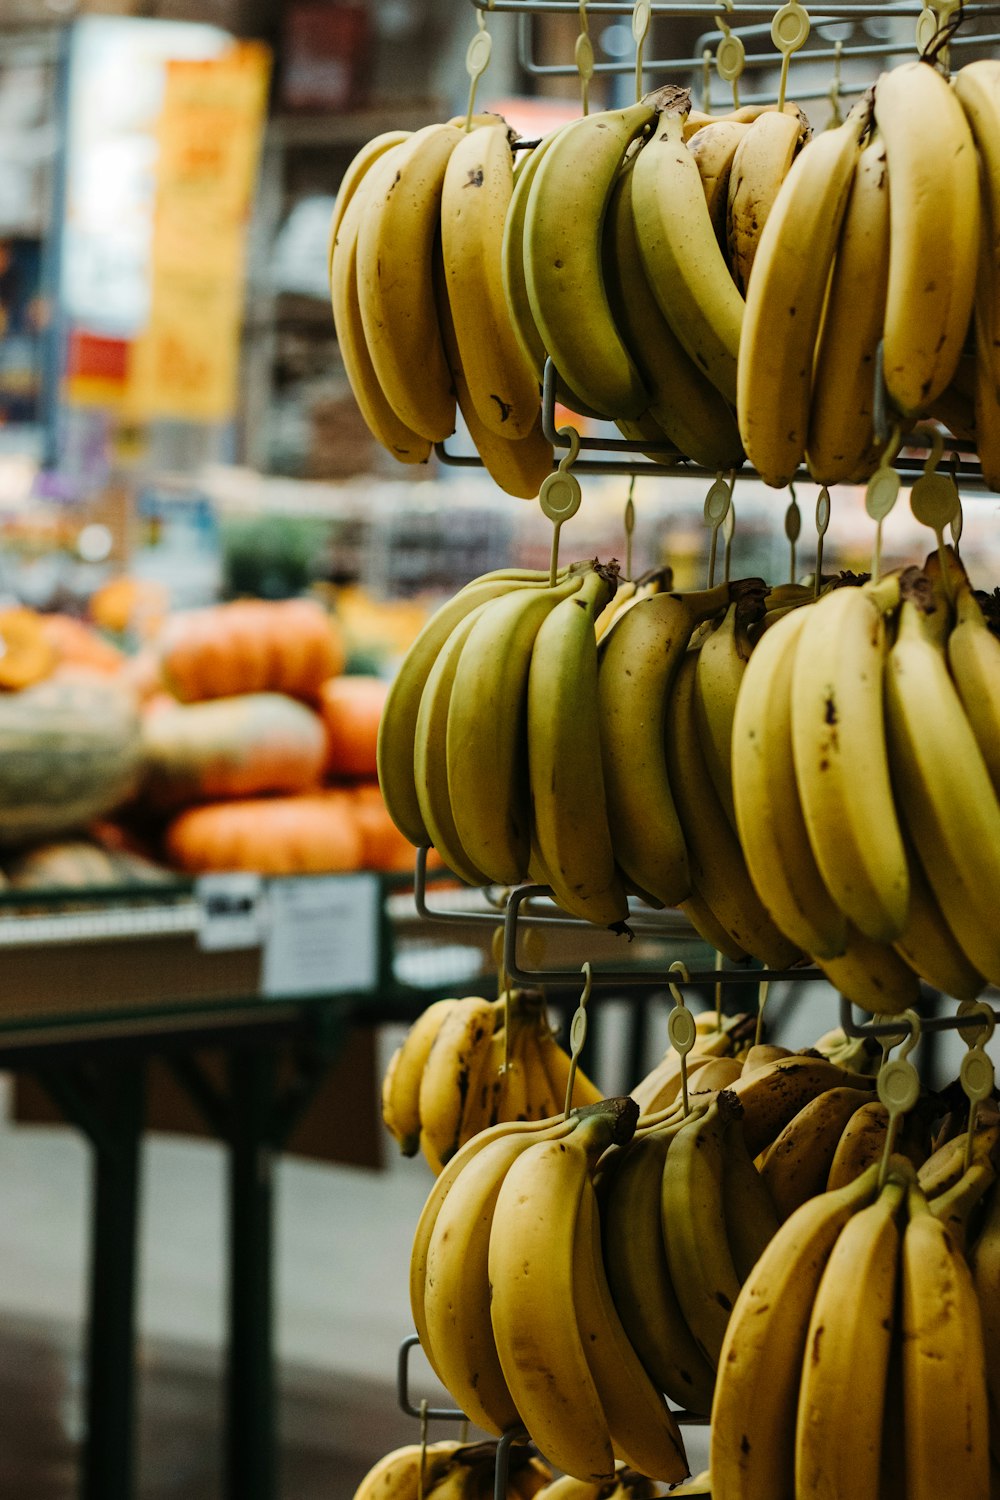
xmin=563 ymin=961 xmax=593 ymax=1118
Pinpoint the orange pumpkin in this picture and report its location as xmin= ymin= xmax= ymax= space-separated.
xmin=41 ymin=614 xmax=126 ymax=676
xmin=317 ymin=674 xmax=388 ymax=779
xmin=0 ymin=607 xmax=57 ymax=690
xmin=157 ymin=598 xmax=346 ymax=704
xmin=140 ymin=692 xmax=328 ymax=810
xmin=164 ymin=790 xmax=364 ymax=875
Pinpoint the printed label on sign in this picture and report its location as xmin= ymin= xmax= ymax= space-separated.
xmin=261 ymin=874 xmax=380 ymax=998
xmin=196 ymin=873 xmax=264 ymax=950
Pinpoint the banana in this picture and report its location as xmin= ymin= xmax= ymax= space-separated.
xmin=530 ymin=1479 xmax=616 ymax=1500
xmin=692 ymin=593 xmax=760 ymax=830
xmin=665 ymin=648 xmax=801 ymax=968
xmin=813 ymin=922 xmax=921 ymax=1018
xmin=686 ymin=116 xmax=751 ymax=245
xmin=410 ymin=1111 xmax=581 ymax=1372
xmin=679 ymin=889 xmax=750 ymax=962
xmin=518 ymin=1015 xmax=563 ymax=1123
xmin=969 ymin=1181 xmax=1000 ymax=1463
xmin=440 ymin=123 xmax=541 ymax=440
xmin=329 ymin=128 xmax=410 ymax=271
xmin=329 ymin=145 xmax=433 ymax=466
xmin=507 ymin=1454 xmax=555 ymax=1500
xmin=501 ymin=129 xmax=561 ymax=379
xmin=729 ymin=1054 xmax=877 ymax=1159
xmin=522 ymin=101 xmax=657 ymax=417
xmin=381 ymin=996 xmax=460 ymax=1155
xmin=595 ymin=564 xmax=672 ymax=644
xmin=447 ymin=570 xmax=587 ymax=885
xmin=806 ymin=131 xmax=890 ymax=486
xmin=378 ymin=573 xmax=559 ymax=846
xmin=709 ymin=1162 xmax=881 ymax=1500
xmin=892 ymin=835 xmax=985 ymax=1001
xmin=726 ymin=106 xmax=807 ymax=294
xmin=884 ymin=586 xmax=1000 ymax=983
xmin=493 ymin=1005 xmax=532 ymax=1127
xmin=736 ymin=97 xmax=870 ymax=487
xmin=875 ymin=60 xmax=980 ymax=417
xmin=604 ymin=157 xmax=744 ymax=469
xmin=435 ymin=253 xmax=553 ymax=500
xmin=794 ymin=1173 xmax=908 ymax=1500
xmin=489 ymin=1102 xmax=637 ymax=1481
xmin=954 ymin=62 xmax=1000 ymax=486
xmin=601 ymin=1118 xmax=718 ymax=1413
xmin=827 ymin=1098 xmax=891 ymax=1190
xmin=631 ymin=102 xmax=744 ymax=404
xmin=353 ymin=1442 xmax=465 ymax=1500
xmin=423 ymin=1111 xmax=586 ymax=1435
xmin=731 ymin=600 xmax=849 ymax=958
xmin=759 ymin=1084 xmax=876 ymax=1221
xmin=790 ymin=572 xmax=909 ymax=942
xmin=413 ymin=602 xmax=494 ymax=886
xmin=631 ymin=1012 xmax=755 ymax=1117
xmin=929 ymin=1155 xmax=997 ymax=1252
xmin=356 ymin=122 xmax=464 ymax=441
xmin=572 ymin=1177 xmax=689 ymax=1482
xmin=721 ymin=1096 xmax=782 ymax=1279
xmin=901 ymin=1182 xmax=991 ymax=1500
xmin=947 ymin=571 xmax=1000 ymax=798
xmin=527 ymin=564 xmax=629 ymax=929
xmin=596 ymin=579 xmax=737 ymax=909
xmin=418 ymin=995 xmax=499 ymax=1173
xmin=741 ymin=1043 xmax=794 ymax=1074
xmin=661 ymin=1096 xmax=744 ymax=1369
xmin=918 ymin=1118 xmax=1000 ymax=1198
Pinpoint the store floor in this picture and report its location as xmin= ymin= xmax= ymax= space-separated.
xmin=0 ymin=1029 xmax=711 ymax=1497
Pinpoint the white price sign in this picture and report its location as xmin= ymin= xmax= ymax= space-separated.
xmin=261 ymin=874 xmax=380 ymax=998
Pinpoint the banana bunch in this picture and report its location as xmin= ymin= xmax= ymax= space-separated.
xmin=530 ymin=1468 xmax=660 ymax=1500
xmin=381 ymin=987 xmax=602 ymax=1173
xmin=731 ymin=551 xmax=1000 ymax=1013
xmin=329 ymin=116 xmax=554 ymax=499
xmin=739 ymin=58 xmax=991 ymax=488
xmin=411 ymin=1094 xmax=691 ymax=1485
xmin=710 ymin=1149 xmax=997 ymax=1499
xmin=351 ymin=1438 xmax=551 ymax=1500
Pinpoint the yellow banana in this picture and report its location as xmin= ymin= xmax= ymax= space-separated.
xmin=692 ymin=593 xmax=759 ymax=830
xmin=381 ymin=996 xmax=460 ymax=1156
xmin=328 ymin=128 xmax=410 ymax=275
xmin=489 ymin=1104 xmax=636 ymax=1481
xmin=352 ymin=1443 xmax=463 ymax=1500
xmin=527 ymin=564 xmax=628 ymax=929
xmin=729 ymin=1054 xmax=877 ymax=1160
xmin=929 ymin=1155 xmax=997 ymax=1253
xmin=686 ymin=116 xmax=751 ymax=245
xmin=731 ymin=600 xmax=848 ymax=958
xmin=413 ymin=602 xmax=493 ymax=886
xmin=604 ymin=158 xmax=744 ymax=469
xmin=709 ymin=1163 xmax=881 ymax=1499
xmin=523 ymin=101 xmax=656 ymax=417
xmin=947 ymin=570 xmax=1000 ymax=798
xmin=794 ymin=1173 xmax=907 ymax=1500
xmin=418 ymin=995 xmax=499 ymax=1173
xmin=813 ymin=922 xmax=921 ymax=1018
xmin=790 ymin=573 xmax=909 ymax=942
xmin=440 ymin=123 xmax=541 ymax=439
xmin=572 ymin=1177 xmax=689 ymax=1483
xmin=601 ymin=1118 xmax=718 ymax=1413
xmin=631 ymin=102 xmax=744 ymax=404
xmin=884 ymin=588 xmax=1000 ymax=983
xmin=892 ymin=836 xmax=985 ymax=1002
xmin=806 ymin=131 xmax=890 ymax=486
xmin=596 ymin=579 xmax=736 ymax=909
xmin=329 ymin=145 xmax=432 ymax=466
xmin=356 ymin=122 xmax=463 ymax=441
xmin=661 ymin=1097 xmax=744 ymax=1369
xmin=901 ymin=1182 xmax=991 ymax=1500
xmin=447 ymin=570 xmax=587 ymax=885
xmin=875 ymin=59 xmax=980 ymax=417
xmin=736 ymin=97 xmax=870 ymax=487
xmin=722 ymin=1095 xmax=782 ymax=1280
xmin=665 ymin=649 xmax=801 ymax=968
xmin=759 ymin=1084 xmax=876 ymax=1221
xmin=969 ymin=1180 xmax=1000 ymax=1463
xmin=726 ymin=106 xmax=808 ymax=294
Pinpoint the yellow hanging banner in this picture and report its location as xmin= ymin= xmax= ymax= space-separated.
xmin=125 ymin=40 xmax=271 ymax=424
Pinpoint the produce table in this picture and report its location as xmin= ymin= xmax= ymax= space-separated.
xmin=0 ymin=873 xmax=509 ymax=1500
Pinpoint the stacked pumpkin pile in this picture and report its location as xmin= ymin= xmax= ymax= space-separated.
xmin=0 ymin=596 xmax=418 ymax=884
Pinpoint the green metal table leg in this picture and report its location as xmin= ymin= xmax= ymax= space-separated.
xmin=82 ymin=1061 xmax=145 ymax=1500
xmin=225 ymin=1044 xmax=278 ymax=1500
